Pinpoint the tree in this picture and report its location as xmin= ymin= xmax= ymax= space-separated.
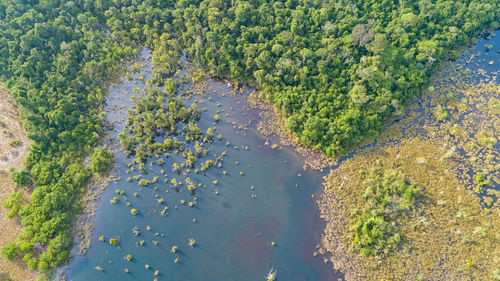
xmin=10 ymin=170 xmax=32 ymax=187
xmin=2 ymin=191 xmax=24 ymax=219
xmin=350 ymin=24 xmax=374 ymax=48
xmin=367 ymin=33 xmax=388 ymax=55
xmin=349 ymin=84 xmax=369 ymax=104
xmin=90 ymin=148 xmax=113 ymax=175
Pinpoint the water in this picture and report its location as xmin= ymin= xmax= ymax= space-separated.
xmin=64 ymin=30 xmax=499 ymax=281
xmin=64 ymin=50 xmax=340 ymax=281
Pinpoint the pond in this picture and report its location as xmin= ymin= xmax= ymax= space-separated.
xmin=63 ymin=49 xmax=341 ymax=281
xmin=64 ymin=30 xmax=499 ymax=281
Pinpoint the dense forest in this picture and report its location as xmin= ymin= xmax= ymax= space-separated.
xmin=0 ymin=0 xmax=498 ymax=277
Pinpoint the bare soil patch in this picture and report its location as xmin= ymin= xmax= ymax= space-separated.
xmin=0 ymin=84 xmax=37 ymax=281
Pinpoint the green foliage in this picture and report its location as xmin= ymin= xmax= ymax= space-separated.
xmin=91 ymin=148 xmax=113 ymax=175
xmin=109 ymin=238 xmax=120 ymax=246
xmin=0 ymin=0 xmax=138 ymax=271
xmin=10 ymin=170 xmax=32 ymax=187
xmin=1 ymin=242 xmax=20 ymax=261
xmin=352 ymin=168 xmax=421 ymax=257
xmin=168 ymin=0 xmax=498 ymax=156
xmin=9 ymin=140 xmax=21 ymax=147
xmin=0 ymin=0 xmax=497 ymax=273
xmin=432 ymin=105 xmax=449 ymax=121
xmin=2 ymin=191 xmax=24 ymax=219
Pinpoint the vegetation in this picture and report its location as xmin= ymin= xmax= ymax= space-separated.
xmin=90 ymin=148 xmax=113 ymax=175
xmin=0 ymin=0 xmax=498 ymax=275
xmin=109 ymin=238 xmax=120 ymax=246
xmin=0 ymin=0 xmax=145 ymax=273
xmin=352 ymin=168 xmax=421 ymax=256
xmin=10 ymin=170 xmax=31 ymax=187
xmin=167 ymin=0 xmax=499 ymax=156
xmin=2 ymin=191 xmax=24 ymax=219
xmin=318 ymin=54 xmax=500 ymax=279
xmin=319 ymin=138 xmax=499 ymax=280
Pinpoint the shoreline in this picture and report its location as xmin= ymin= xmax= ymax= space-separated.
xmin=64 ymin=52 xmax=146 ymax=270
xmin=63 ymin=30 xmax=498 ymax=279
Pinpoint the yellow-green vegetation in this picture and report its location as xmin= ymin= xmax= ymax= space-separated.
xmin=319 ymin=51 xmax=500 ymax=280
xmin=109 ymin=238 xmax=120 ymax=246
xmin=1 ymin=0 xmax=498 ymax=275
xmin=319 ymin=138 xmax=499 ymax=280
xmin=90 ymin=148 xmax=113 ymax=175
xmin=117 ymin=75 xmax=227 ymax=198
xmin=171 ymin=245 xmax=178 ymax=253
xmin=0 ymin=87 xmax=37 ymax=281
xmin=188 ymin=238 xmax=196 ymax=247
xmin=352 ymin=168 xmax=421 ymax=257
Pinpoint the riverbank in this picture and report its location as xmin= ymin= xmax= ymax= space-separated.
xmin=0 ymin=85 xmax=37 ymax=281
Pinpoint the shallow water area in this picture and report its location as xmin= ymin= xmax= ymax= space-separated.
xmin=63 ymin=50 xmax=340 ymax=281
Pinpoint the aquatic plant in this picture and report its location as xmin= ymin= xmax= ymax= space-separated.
xmin=188 ymin=238 xmax=196 ymax=247
xmin=431 ymin=105 xmax=449 ymax=122
xmin=132 ymin=227 xmax=141 ymax=236
xmin=109 ymin=238 xmax=120 ymax=246
xmin=266 ymin=267 xmax=277 ymax=281
xmin=171 ymin=245 xmax=178 ymax=253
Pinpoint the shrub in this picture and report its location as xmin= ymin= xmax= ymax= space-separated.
xmin=91 ymin=148 xmax=113 ymax=175
xmin=351 ymin=168 xmax=421 ymax=256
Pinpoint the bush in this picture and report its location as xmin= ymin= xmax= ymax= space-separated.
xmin=91 ymin=148 xmax=113 ymax=175
xmin=109 ymin=238 xmax=120 ymax=246
xmin=1 ymin=242 xmax=19 ymax=261
xmin=2 ymin=191 xmax=24 ymax=219
xmin=351 ymin=168 xmax=421 ymax=256
xmin=10 ymin=170 xmax=31 ymax=187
